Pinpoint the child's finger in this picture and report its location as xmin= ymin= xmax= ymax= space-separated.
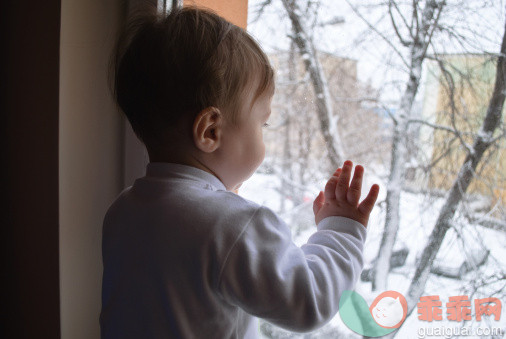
xmin=333 ymin=168 xmax=342 ymax=177
xmin=324 ymin=176 xmax=338 ymax=200
xmin=358 ymin=184 xmax=380 ymax=215
xmin=313 ymin=191 xmax=325 ymax=216
xmin=335 ymin=160 xmax=353 ymax=201
xmin=323 ymin=168 xmax=342 ymax=200
xmin=347 ymin=165 xmax=363 ymax=206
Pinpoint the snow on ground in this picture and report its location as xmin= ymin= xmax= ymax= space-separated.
xmin=240 ymin=169 xmax=506 ymax=338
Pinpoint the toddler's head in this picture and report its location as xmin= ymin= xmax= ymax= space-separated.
xmin=113 ymin=6 xmax=275 ymax=190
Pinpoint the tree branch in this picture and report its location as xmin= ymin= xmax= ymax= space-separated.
xmin=388 ymin=0 xmax=411 ymax=47
xmin=408 ymin=118 xmax=461 ymax=135
xmin=249 ymin=0 xmax=272 ymax=24
xmin=345 ymin=0 xmax=410 ymax=69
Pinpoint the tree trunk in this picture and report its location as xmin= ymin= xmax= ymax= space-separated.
xmin=372 ymin=0 xmax=444 ymax=291
xmin=372 ymin=60 xmax=421 ymax=291
xmin=281 ymin=0 xmax=345 ymax=169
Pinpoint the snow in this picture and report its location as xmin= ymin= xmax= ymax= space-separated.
xmin=477 ymin=129 xmax=494 ymax=143
xmin=240 ymin=169 xmax=506 ymax=338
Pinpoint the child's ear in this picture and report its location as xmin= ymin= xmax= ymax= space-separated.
xmin=192 ymin=107 xmax=222 ymax=152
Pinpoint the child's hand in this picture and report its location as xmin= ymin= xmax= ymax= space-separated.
xmin=313 ymin=160 xmax=379 ymax=227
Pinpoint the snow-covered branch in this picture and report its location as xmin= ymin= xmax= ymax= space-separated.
xmin=388 ymin=0 xmax=411 ymax=47
xmin=281 ymin=0 xmax=346 ymax=168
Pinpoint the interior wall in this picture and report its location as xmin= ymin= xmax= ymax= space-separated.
xmin=1 ymin=1 xmax=61 ymax=338
xmin=59 ymin=0 xmax=125 ymax=338
xmin=185 ymin=0 xmax=249 ymax=28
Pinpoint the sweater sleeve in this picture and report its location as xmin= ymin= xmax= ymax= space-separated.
xmin=216 ymin=205 xmax=366 ymax=332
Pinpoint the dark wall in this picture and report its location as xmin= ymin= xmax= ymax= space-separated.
xmin=1 ymin=1 xmax=61 ymax=338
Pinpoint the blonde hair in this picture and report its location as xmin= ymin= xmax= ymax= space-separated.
xmin=113 ymin=6 xmax=274 ymax=149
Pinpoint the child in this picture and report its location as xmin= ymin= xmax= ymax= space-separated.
xmin=100 ymin=6 xmax=379 ymax=339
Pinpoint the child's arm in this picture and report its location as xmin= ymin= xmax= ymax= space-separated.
xmin=217 ymin=161 xmax=379 ymax=332
xmin=313 ymin=160 xmax=379 ymax=227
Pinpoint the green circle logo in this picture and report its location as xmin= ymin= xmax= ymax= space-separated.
xmin=339 ymin=290 xmax=407 ymax=337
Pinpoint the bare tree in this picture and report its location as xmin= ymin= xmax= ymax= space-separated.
xmin=350 ymin=0 xmax=447 ymax=291
xmin=281 ymin=0 xmax=346 ymax=169
xmin=369 ymin=15 xmax=506 ymax=339
xmin=402 ymin=17 xmax=506 ymax=321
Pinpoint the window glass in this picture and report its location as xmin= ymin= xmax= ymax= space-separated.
xmin=245 ymin=0 xmax=505 ymax=337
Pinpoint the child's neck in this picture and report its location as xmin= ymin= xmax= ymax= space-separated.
xmin=148 ymin=147 xmax=220 ymax=184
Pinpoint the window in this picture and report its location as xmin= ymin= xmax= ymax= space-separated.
xmin=245 ymin=0 xmax=505 ymax=337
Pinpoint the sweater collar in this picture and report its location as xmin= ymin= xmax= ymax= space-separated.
xmin=145 ymin=162 xmax=227 ymax=191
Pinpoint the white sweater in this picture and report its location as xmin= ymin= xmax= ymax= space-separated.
xmin=100 ymin=163 xmax=366 ymax=338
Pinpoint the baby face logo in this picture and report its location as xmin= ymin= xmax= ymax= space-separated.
xmin=339 ymin=290 xmax=408 ymax=337
xmin=370 ymin=291 xmax=408 ymax=328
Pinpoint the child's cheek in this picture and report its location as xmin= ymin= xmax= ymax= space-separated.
xmin=255 ymin=143 xmax=266 ymax=168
